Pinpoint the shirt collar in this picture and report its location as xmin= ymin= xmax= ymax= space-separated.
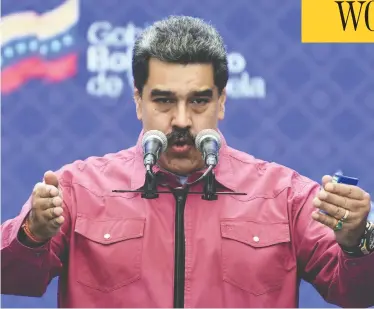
xmin=130 ymin=129 xmax=238 ymax=192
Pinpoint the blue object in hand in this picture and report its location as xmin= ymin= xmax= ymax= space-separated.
xmin=331 ymin=174 xmax=359 ymax=186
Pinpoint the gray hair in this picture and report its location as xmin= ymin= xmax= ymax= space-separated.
xmin=132 ymin=15 xmax=229 ymax=95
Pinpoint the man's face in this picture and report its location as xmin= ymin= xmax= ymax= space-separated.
xmin=134 ymin=58 xmax=226 ymax=175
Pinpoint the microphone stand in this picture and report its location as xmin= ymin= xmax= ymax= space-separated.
xmin=141 ymin=168 xmax=159 ymax=199
xmin=201 ymin=168 xmax=218 ymax=200
xmin=112 ymin=165 xmax=247 ymax=200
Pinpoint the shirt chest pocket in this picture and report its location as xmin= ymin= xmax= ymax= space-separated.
xmin=220 ymin=219 xmax=295 ymax=296
xmin=73 ymin=216 xmax=145 ymax=292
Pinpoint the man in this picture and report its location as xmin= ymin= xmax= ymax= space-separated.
xmin=1 ymin=16 xmax=374 ymax=308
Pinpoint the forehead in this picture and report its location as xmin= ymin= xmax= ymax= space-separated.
xmin=145 ymin=58 xmax=215 ymax=93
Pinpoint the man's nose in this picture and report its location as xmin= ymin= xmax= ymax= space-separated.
xmin=171 ymin=103 xmax=192 ymax=128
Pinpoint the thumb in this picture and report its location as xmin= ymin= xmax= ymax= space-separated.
xmin=43 ymin=170 xmax=59 ymax=188
xmin=322 ymin=175 xmax=333 ymax=188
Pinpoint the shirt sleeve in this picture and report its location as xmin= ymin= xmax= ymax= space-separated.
xmin=290 ymin=176 xmax=374 ymax=308
xmin=1 ymin=181 xmax=72 ymax=297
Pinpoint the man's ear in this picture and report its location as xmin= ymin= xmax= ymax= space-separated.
xmin=218 ymin=88 xmax=226 ymax=120
xmin=134 ymin=87 xmax=143 ymax=120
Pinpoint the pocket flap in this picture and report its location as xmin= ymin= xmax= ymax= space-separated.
xmin=220 ymin=220 xmax=290 ymax=248
xmin=75 ymin=216 xmax=145 ymax=245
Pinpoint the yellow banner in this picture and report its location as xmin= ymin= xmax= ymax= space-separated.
xmin=301 ymin=0 xmax=374 ymax=43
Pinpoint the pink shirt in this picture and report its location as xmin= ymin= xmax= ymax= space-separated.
xmin=2 ymin=131 xmax=374 ymax=307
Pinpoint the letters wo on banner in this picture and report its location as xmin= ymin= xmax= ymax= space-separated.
xmin=302 ymin=0 xmax=374 ymax=43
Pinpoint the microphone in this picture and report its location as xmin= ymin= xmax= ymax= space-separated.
xmin=195 ymin=129 xmax=221 ymax=167
xmin=142 ymin=130 xmax=168 ymax=169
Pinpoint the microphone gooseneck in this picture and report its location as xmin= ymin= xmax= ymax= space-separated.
xmin=195 ymin=129 xmax=221 ymax=167
xmin=142 ymin=130 xmax=168 ymax=169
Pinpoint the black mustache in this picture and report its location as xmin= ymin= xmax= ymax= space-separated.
xmin=166 ymin=128 xmax=196 ymax=146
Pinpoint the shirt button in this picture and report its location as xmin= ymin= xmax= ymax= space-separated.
xmin=253 ymin=236 xmax=260 ymax=242
xmin=104 ymin=233 xmax=111 ymax=239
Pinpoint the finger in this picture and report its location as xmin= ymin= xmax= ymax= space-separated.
xmin=33 ymin=183 xmax=59 ymax=198
xmin=43 ymin=171 xmax=59 ymax=188
xmin=311 ymin=211 xmax=341 ymax=230
xmin=42 ymin=206 xmax=63 ymax=220
xmin=50 ymin=215 xmax=65 ymax=228
xmin=322 ymin=175 xmax=333 ymax=187
xmin=35 ymin=196 xmax=63 ymax=211
xmin=318 ymin=190 xmax=352 ymax=210
xmin=324 ymin=182 xmax=365 ymax=200
xmin=46 ymin=217 xmax=64 ymax=232
xmin=313 ymin=196 xmax=352 ymax=220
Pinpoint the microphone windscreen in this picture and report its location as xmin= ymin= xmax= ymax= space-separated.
xmin=142 ymin=130 xmax=168 ymax=153
xmin=195 ymin=129 xmax=221 ymax=152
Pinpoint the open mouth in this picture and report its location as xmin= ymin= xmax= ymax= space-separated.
xmin=170 ymin=139 xmax=193 ymax=153
xmin=174 ymin=140 xmax=187 ymax=147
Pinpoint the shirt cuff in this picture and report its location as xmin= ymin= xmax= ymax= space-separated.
xmin=6 ymin=211 xmax=52 ymax=263
xmin=340 ymin=248 xmax=374 ymax=270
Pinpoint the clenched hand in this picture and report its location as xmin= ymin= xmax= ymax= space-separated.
xmin=312 ymin=175 xmax=371 ymax=247
xmin=27 ymin=171 xmax=65 ymax=241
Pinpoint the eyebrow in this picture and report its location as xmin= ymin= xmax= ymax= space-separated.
xmin=190 ymin=89 xmax=213 ymax=97
xmin=150 ymin=89 xmax=175 ymax=97
xmin=150 ymin=88 xmax=214 ymax=98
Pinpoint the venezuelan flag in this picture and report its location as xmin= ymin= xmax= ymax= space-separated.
xmin=0 ymin=0 xmax=79 ymax=94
